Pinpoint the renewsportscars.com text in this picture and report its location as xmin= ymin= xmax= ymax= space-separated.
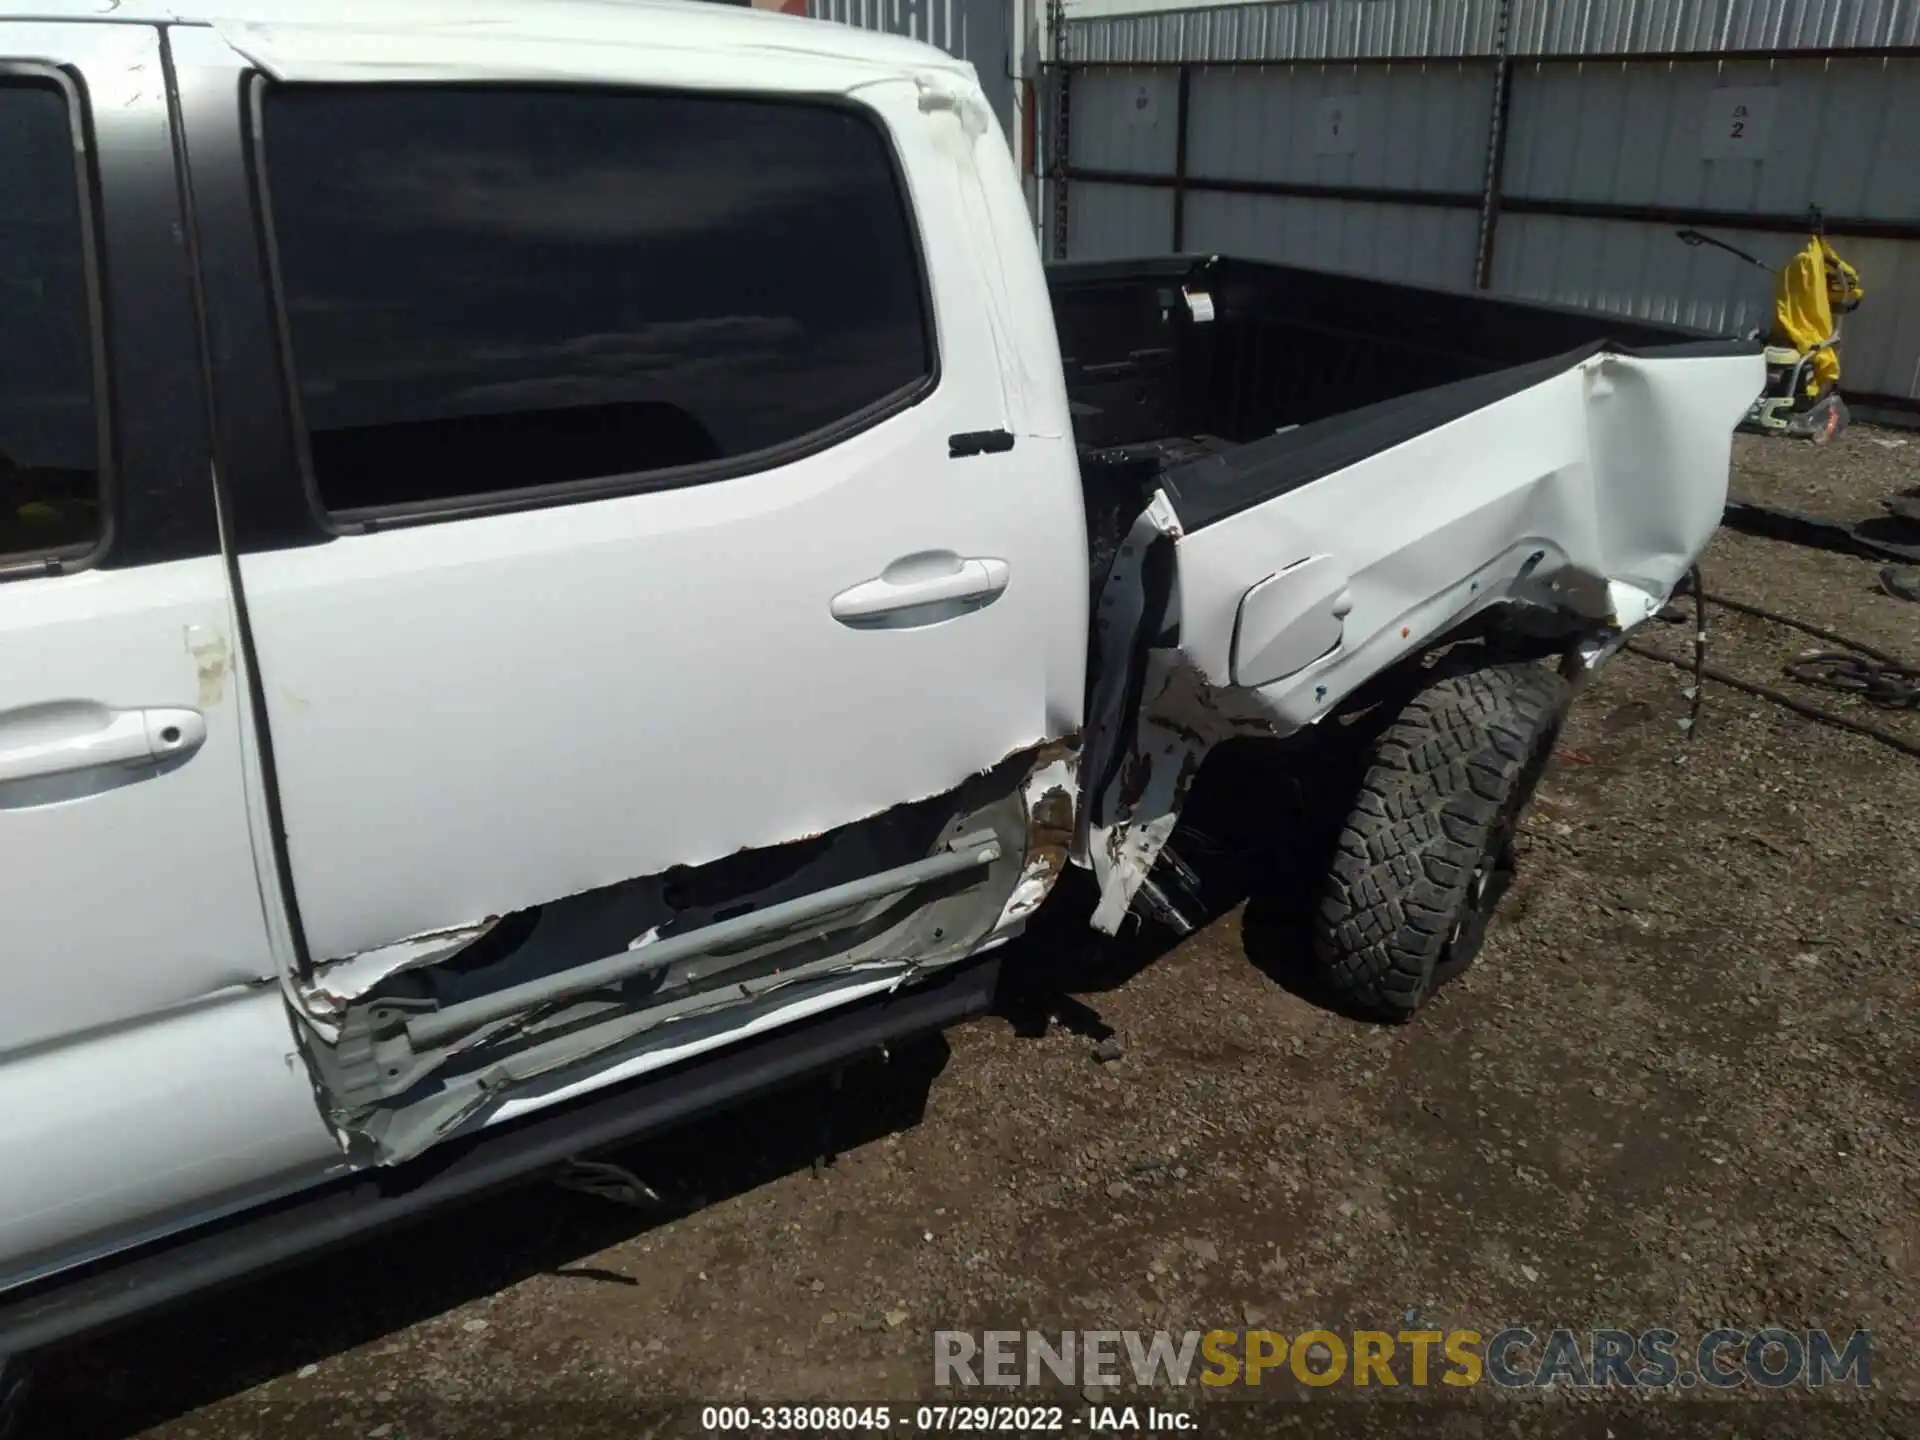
xmin=934 ymin=1327 xmax=1872 ymax=1390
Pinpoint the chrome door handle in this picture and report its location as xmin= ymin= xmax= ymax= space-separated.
xmin=831 ymin=553 xmax=1010 ymax=629
xmin=0 ymin=702 xmax=206 ymax=784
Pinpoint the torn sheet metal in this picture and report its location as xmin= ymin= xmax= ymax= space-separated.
xmin=226 ymin=46 xmax=1087 ymax=971
xmin=992 ymin=740 xmax=1077 ymax=931
xmin=369 ymin=958 xmax=921 ymax=1162
xmin=1084 ymin=654 xmax=1276 ymax=934
xmin=299 ymin=917 xmax=502 ymax=1035
xmin=1078 ymin=489 xmax=1273 ymax=932
xmin=1082 ymin=347 xmax=1761 ymax=931
xmin=299 ymin=743 xmax=1051 ymax=1162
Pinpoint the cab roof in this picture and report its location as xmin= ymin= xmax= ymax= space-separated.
xmin=1 ymin=0 xmax=973 ymax=91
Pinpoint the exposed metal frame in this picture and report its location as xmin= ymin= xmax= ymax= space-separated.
xmin=347 ymin=831 xmax=1002 ymax=1091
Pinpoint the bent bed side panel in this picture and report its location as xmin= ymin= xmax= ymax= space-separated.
xmin=1168 ymin=348 xmax=1767 ymax=733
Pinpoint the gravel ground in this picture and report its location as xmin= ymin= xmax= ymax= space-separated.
xmin=19 ymin=428 xmax=1920 ymax=1439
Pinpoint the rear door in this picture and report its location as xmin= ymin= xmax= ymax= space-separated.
xmin=170 ymin=40 xmax=1086 ymax=997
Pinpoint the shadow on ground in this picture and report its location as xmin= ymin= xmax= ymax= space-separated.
xmin=18 ymin=1040 xmax=954 ymax=1440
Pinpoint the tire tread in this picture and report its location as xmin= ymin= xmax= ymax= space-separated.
xmin=1310 ymin=657 xmax=1568 ymax=1021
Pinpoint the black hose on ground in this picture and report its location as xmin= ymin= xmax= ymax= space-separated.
xmin=1782 ymin=652 xmax=1920 ymax=709
xmin=1689 ymin=564 xmax=1706 ymax=739
xmin=1627 ymin=580 xmax=1920 ymax=759
xmin=1698 ymin=587 xmax=1911 ymax=669
xmin=1623 ymin=642 xmax=1920 ymax=759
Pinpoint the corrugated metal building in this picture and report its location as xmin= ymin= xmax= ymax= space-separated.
xmin=1048 ymin=0 xmax=1920 ymax=417
xmin=810 ymin=0 xmax=1019 ymax=136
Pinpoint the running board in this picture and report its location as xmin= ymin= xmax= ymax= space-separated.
xmin=0 ymin=956 xmax=1000 ymax=1359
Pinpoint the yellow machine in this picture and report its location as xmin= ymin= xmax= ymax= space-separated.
xmin=1678 ymin=225 xmax=1864 ymax=441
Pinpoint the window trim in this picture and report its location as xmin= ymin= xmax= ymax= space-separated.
xmin=247 ymin=76 xmax=944 ymax=534
xmin=0 ymin=62 xmax=117 ymax=582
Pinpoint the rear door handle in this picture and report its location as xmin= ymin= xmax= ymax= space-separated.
xmin=831 ymin=553 xmax=1010 ymax=629
xmin=0 ymin=702 xmax=207 ymax=784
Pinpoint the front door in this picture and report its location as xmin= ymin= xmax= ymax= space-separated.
xmin=0 ymin=22 xmax=342 ymax=1283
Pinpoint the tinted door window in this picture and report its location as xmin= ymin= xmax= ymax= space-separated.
xmin=0 ymin=78 xmax=102 ymax=562
xmin=259 ymin=86 xmax=935 ymax=518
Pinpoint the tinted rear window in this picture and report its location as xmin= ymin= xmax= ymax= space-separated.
xmin=260 ymin=86 xmax=934 ymax=516
xmin=0 ymin=79 xmax=102 ymax=562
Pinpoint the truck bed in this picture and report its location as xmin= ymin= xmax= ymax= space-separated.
xmin=1057 ymin=254 xmax=1765 ymax=928
xmin=1050 ymin=254 xmax=1747 ymax=564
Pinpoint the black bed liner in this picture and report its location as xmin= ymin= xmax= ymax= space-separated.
xmin=1050 ymin=254 xmax=1758 ymax=534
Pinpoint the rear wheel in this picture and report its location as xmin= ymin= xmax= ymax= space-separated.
xmin=1308 ymin=658 xmax=1567 ymax=1022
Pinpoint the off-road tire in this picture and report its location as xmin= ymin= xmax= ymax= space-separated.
xmin=1310 ymin=658 xmax=1568 ymax=1022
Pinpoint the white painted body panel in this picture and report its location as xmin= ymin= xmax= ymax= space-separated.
xmin=0 ymin=554 xmax=341 ymax=1285
xmin=229 ymin=63 xmax=1088 ymax=967
xmin=0 ymin=559 xmax=273 ymax=1051
xmin=0 ymin=0 xmax=1760 ymax=1307
xmin=1176 ymin=351 xmax=1763 ymax=733
xmin=0 ymin=987 xmax=344 ymax=1292
xmin=7 ymin=0 xmax=974 ymax=79
xmin=1081 ymin=347 xmax=1761 ymax=925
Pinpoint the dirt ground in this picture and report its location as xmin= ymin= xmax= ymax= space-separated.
xmin=21 ymin=428 xmax=1920 ymax=1439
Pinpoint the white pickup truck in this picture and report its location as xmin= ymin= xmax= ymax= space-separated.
xmin=0 ymin=0 xmax=1760 ymax=1374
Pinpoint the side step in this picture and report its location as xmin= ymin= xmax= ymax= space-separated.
xmin=0 ymin=956 xmax=1000 ymax=1359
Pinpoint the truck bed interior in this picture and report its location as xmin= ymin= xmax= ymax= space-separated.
xmin=1051 ymin=254 xmax=1743 ymax=569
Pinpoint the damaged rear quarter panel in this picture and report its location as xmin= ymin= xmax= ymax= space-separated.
xmin=1082 ymin=349 xmax=1761 ymax=927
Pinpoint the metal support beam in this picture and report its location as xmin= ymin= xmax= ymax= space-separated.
xmin=1171 ymin=64 xmax=1191 ymax=252
xmin=1045 ymin=0 xmax=1071 ymax=260
xmin=1059 ymin=166 xmax=1484 ymax=213
xmin=1474 ymin=0 xmax=1515 ymax=290
xmin=1498 ymin=195 xmax=1920 ymax=244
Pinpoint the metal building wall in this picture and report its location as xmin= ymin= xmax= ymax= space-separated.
xmin=1067 ymin=181 xmax=1181 ymax=257
xmin=811 ymin=0 xmax=1016 ymax=141
xmin=1184 ymin=61 xmax=1490 ymax=283
xmin=1066 ymin=0 xmax=1920 ymax=63
xmin=1051 ymin=0 xmax=1920 ymax=411
xmin=1064 ymin=0 xmax=1502 ymax=64
xmin=1500 ymin=57 xmax=1920 ymax=221
xmin=1507 ymin=0 xmax=1920 ymax=55
xmin=1062 ymin=60 xmax=1494 ymax=282
xmin=1494 ymin=54 xmax=1920 ymax=401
